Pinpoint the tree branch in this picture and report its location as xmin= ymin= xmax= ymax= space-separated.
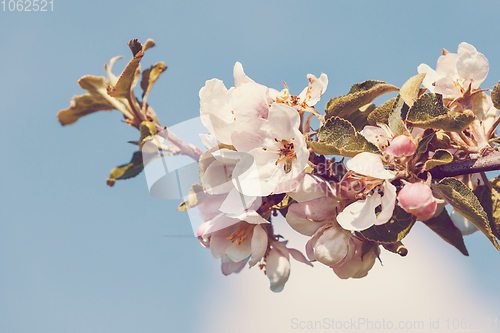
xmin=430 ymin=149 xmax=500 ymax=179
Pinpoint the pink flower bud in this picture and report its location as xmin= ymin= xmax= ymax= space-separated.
xmin=397 ymin=182 xmax=437 ymax=220
xmin=384 ymin=135 xmax=416 ymax=157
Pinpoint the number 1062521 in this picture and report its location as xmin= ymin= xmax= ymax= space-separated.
xmin=2 ymin=0 xmax=53 ymax=11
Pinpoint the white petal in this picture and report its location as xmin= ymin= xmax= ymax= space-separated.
xmin=266 ymin=247 xmax=290 ymax=293
xmin=288 ymin=174 xmax=332 ymax=202
xmin=417 ymin=63 xmax=439 ymax=92
xmin=225 ymin=235 xmax=252 ymax=262
xmin=221 ymin=255 xmax=248 ymax=276
xmin=457 ymin=42 xmax=477 ymax=55
xmin=233 ymin=62 xmax=254 ymax=87
xmin=249 ymin=224 xmax=268 ymax=267
xmin=346 ymin=152 xmax=395 ymax=179
xmin=267 ymin=103 xmax=301 ymax=139
xmin=219 ymin=188 xmax=257 ymax=216
xmin=456 ymin=51 xmax=489 ymax=89
xmin=436 ymin=53 xmax=458 ymax=76
xmin=374 ymin=181 xmax=396 ymax=225
xmin=337 ymin=194 xmax=381 ymax=231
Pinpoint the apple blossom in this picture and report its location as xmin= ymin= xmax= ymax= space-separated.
xmin=397 ymin=182 xmax=437 ymax=221
xmin=333 ymin=238 xmax=380 ymax=279
xmin=273 ymin=73 xmax=329 ymax=111
xmin=337 ymin=152 xmax=397 ymax=231
xmin=230 ymin=103 xmax=309 ymax=196
xmin=418 ymin=42 xmax=489 ymax=98
xmin=199 ymin=62 xmax=273 ymax=146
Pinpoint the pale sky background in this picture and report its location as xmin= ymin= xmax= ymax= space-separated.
xmin=1 ymin=1 xmax=500 ymax=332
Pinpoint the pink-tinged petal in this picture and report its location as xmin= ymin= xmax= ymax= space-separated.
xmin=313 ymin=227 xmax=355 ymax=268
xmin=361 ymin=125 xmax=389 ymax=148
xmin=333 ymin=239 xmax=378 ymax=279
xmin=199 ymin=79 xmax=235 ymax=145
xmin=456 ymin=51 xmax=489 ymax=89
xmin=231 ymin=118 xmax=269 ymax=152
xmin=384 ymin=135 xmax=416 ymax=157
xmin=374 ymin=181 xmax=396 ymax=225
xmin=197 ymin=195 xmax=226 ymax=222
xmin=266 ymin=247 xmax=290 ymax=293
xmin=249 ymin=224 xmax=268 ymax=267
xmin=288 ymin=174 xmax=333 ymax=202
xmin=267 ymin=103 xmax=301 ymax=139
xmin=286 ymin=197 xmax=340 ymax=235
xmin=288 ymin=248 xmax=313 ymax=267
xmin=219 ymin=188 xmax=258 ymax=216
xmin=209 ymin=226 xmax=235 ymax=259
xmin=346 ymin=152 xmax=395 ymax=179
xmin=233 ymin=82 xmax=270 ymax=120
xmin=434 ymin=76 xmax=461 ymax=96
xmin=232 ymin=148 xmax=282 ymax=196
xmin=450 ymin=210 xmax=478 ymax=236
xmin=337 ymin=194 xmax=380 ymax=231
xmin=273 ymin=169 xmax=306 ymax=194
xmin=203 ymin=159 xmax=236 ymax=195
xmin=221 ymin=255 xmax=248 ymax=276
xmin=436 ymin=53 xmax=458 ymax=76
xmin=225 ymin=235 xmax=252 ymax=262
xmin=286 ymin=207 xmax=327 ymax=237
xmin=305 ymin=229 xmax=323 ymax=261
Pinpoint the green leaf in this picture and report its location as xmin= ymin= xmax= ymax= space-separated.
xmin=57 ymin=93 xmax=115 ymax=125
xmin=423 ymin=149 xmax=453 ymax=171
xmin=141 ymin=62 xmax=167 ymax=101
xmin=492 ymin=81 xmax=500 ymax=110
xmin=360 ymin=206 xmax=415 ymax=243
xmin=307 ymin=116 xmax=380 ymax=157
xmin=422 ymin=209 xmax=469 ymax=256
xmin=433 ymin=177 xmax=500 ymax=251
xmin=400 ymin=73 xmax=426 ymax=108
xmin=473 ymin=179 xmax=500 ymax=240
xmin=345 ymin=103 xmax=376 ymax=131
xmin=177 ymin=184 xmax=208 ymax=211
xmin=107 ymin=151 xmax=144 ymax=187
xmin=367 ymin=97 xmax=396 ymax=126
xmin=415 ymin=129 xmax=435 ymax=154
xmin=388 ymin=94 xmax=409 ymax=135
xmin=325 ymin=80 xmax=399 ymax=119
xmin=406 ymin=93 xmax=475 ymax=131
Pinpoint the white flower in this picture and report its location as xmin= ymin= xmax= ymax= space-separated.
xmin=337 ymin=152 xmax=397 ymax=231
xmin=418 ymin=42 xmax=489 ymax=98
xmin=199 ymin=62 xmax=273 ymax=145
xmin=230 ymin=103 xmax=309 ymax=196
xmin=273 ymin=73 xmax=328 ymax=111
xmin=333 ymin=238 xmax=379 ymax=279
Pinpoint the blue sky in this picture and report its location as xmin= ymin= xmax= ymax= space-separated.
xmin=1 ymin=1 xmax=500 ymax=332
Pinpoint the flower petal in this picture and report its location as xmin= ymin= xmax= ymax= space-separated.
xmin=337 ymin=194 xmax=381 ymax=231
xmin=249 ymin=224 xmax=268 ymax=267
xmin=374 ymin=181 xmax=396 ymax=226
xmin=346 ymin=152 xmax=395 ymax=179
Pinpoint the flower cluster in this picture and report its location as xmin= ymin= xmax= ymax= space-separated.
xmin=59 ymin=39 xmax=500 ymax=293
